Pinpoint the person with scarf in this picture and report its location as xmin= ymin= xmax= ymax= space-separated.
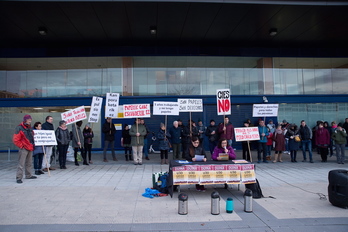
xmin=273 ymin=125 xmax=285 ymax=162
xmin=285 ymin=124 xmax=301 ymax=162
xmin=13 ymin=114 xmax=37 ymax=183
xmin=55 ymin=120 xmax=71 ymax=169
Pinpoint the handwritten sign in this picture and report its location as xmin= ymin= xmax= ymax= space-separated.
xmin=153 ymin=101 xmax=179 ymax=115
xmin=61 ymin=106 xmax=87 ymax=125
xmin=217 ymin=89 xmax=231 ymax=115
xmin=178 ymin=99 xmax=203 ymax=112
xmin=252 ymin=104 xmax=279 ymax=117
xmin=105 ymin=93 xmax=120 ymax=118
xmin=34 ymin=130 xmax=57 ymax=146
xmin=88 ymin=96 xmax=103 ymax=123
xmin=234 ymin=127 xmax=260 ymax=142
xmin=123 ymin=104 xmax=151 ymax=118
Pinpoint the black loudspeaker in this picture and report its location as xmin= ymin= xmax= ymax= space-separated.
xmin=328 ymin=169 xmax=348 ymax=208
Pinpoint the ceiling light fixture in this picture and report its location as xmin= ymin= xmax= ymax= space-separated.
xmin=269 ymin=28 xmax=277 ymax=36
xmin=38 ymin=27 xmax=47 ymax=36
xmin=150 ymin=26 xmax=157 ymax=35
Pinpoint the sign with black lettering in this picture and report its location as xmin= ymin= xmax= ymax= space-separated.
xmin=216 ymin=89 xmax=231 ymax=115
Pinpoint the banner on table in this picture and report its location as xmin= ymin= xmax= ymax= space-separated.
xmin=178 ymin=99 xmax=203 ymax=112
xmin=226 ymin=164 xmax=242 ymax=184
xmin=199 ymin=165 xmax=214 ymax=184
xmin=34 ymin=130 xmax=57 ymax=146
xmin=234 ymin=127 xmax=260 ymax=142
xmin=88 ymin=96 xmax=103 ymax=123
xmin=153 ymin=101 xmax=180 ymax=115
xmin=172 ymin=166 xmax=188 ymax=185
xmin=61 ymin=106 xmax=87 ymax=125
xmin=240 ymin=164 xmax=256 ymax=184
xmin=123 ymin=104 xmax=151 ymax=118
xmin=186 ymin=165 xmax=201 ymax=184
xmin=105 ymin=93 xmax=120 ymax=118
xmin=252 ymin=104 xmax=279 ymax=117
xmin=216 ymin=89 xmax=231 ymax=115
xmin=212 ymin=165 xmax=228 ymax=184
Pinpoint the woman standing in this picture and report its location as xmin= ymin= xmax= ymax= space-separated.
xmin=273 ymin=125 xmax=285 ymax=162
xmin=33 ymin=122 xmax=45 ymax=175
xmin=211 ymin=138 xmax=236 ymax=161
xmin=315 ymin=122 xmax=330 ymax=162
xmin=286 ymin=124 xmax=301 ymax=162
xmin=83 ymin=123 xmax=94 ymax=164
xmin=55 ymin=120 xmax=70 ymax=169
xmin=121 ymin=124 xmax=132 ymax=161
xmin=157 ymin=123 xmax=171 ymax=165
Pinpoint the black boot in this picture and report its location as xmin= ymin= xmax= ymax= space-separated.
xmin=293 ymin=152 xmax=297 ymax=162
xmin=125 ymin=155 xmax=129 ymax=161
xmin=290 ymin=153 xmax=294 ymax=162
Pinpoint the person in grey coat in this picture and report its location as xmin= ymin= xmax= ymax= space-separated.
xmin=55 ymin=120 xmax=71 ymax=169
xmin=157 ymin=123 xmax=171 ymax=165
xmin=129 ymin=118 xmax=147 ymax=165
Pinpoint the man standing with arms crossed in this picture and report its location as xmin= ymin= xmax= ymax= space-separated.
xmin=41 ymin=116 xmax=56 ymax=172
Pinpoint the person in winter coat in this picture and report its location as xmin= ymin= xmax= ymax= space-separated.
xmin=299 ymin=120 xmax=313 ymax=163
xmin=332 ymin=123 xmax=347 ymax=164
xmin=157 ymin=123 xmax=171 ymax=164
xmin=129 ymin=118 xmax=147 ymax=165
xmin=211 ymin=138 xmax=236 ymax=161
xmin=182 ymin=120 xmax=199 ymax=159
xmin=72 ymin=121 xmax=88 ymax=166
xmin=55 ymin=120 xmax=71 ymax=169
xmin=218 ymin=116 xmax=235 ymax=147
xmin=13 ymin=114 xmax=36 ymax=183
xmin=41 ymin=116 xmax=56 ymax=171
xmin=315 ymin=122 xmax=330 ymax=162
xmin=266 ymin=130 xmax=274 ymax=160
xmin=121 ymin=124 xmax=132 ymax=161
xmin=33 ymin=122 xmax=45 ymax=175
xmin=257 ymin=120 xmax=269 ymax=163
xmin=273 ymin=125 xmax=285 ymax=162
xmin=185 ymin=136 xmax=207 ymax=192
xmin=169 ymin=121 xmax=183 ymax=160
xmin=285 ymin=124 xmax=301 ymax=162
xmin=205 ymin=119 xmax=218 ymax=156
xmin=83 ymin=123 xmax=94 ymax=164
xmin=102 ymin=117 xmax=117 ymax=162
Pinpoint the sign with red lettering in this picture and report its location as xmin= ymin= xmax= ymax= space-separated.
xmin=123 ymin=104 xmax=151 ymax=118
xmin=216 ymin=89 xmax=231 ymax=115
xmin=234 ymin=127 xmax=260 ymax=142
xmin=61 ymin=106 xmax=87 ymax=125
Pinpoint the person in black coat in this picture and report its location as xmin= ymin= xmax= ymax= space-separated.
xmin=121 ymin=124 xmax=132 ymax=161
xmin=102 ymin=117 xmax=117 ymax=162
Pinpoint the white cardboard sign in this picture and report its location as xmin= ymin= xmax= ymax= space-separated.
xmin=252 ymin=104 xmax=279 ymax=117
xmin=234 ymin=127 xmax=260 ymax=142
xmin=153 ymin=101 xmax=180 ymax=115
xmin=34 ymin=130 xmax=57 ymax=146
xmin=88 ymin=96 xmax=103 ymax=123
xmin=216 ymin=89 xmax=231 ymax=115
xmin=105 ymin=93 xmax=120 ymax=118
xmin=178 ymin=99 xmax=203 ymax=112
xmin=61 ymin=106 xmax=87 ymax=125
xmin=123 ymin=104 xmax=151 ymax=118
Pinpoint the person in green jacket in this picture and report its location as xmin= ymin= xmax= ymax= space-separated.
xmin=332 ymin=123 xmax=347 ymax=164
xmin=129 ymin=118 xmax=147 ymax=165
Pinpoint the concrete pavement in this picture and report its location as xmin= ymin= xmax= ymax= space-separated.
xmin=0 ymin=150 xmax=347 ymax=232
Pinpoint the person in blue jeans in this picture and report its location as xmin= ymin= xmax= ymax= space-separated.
xmin=141 ymin=119 xmax=150 ymax=160
xmin=299 ymin=120 xmax=313 ymax=163
xmin=257 ymin=120 xmax=269 ymax=163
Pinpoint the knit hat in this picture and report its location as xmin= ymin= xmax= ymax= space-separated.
xmin=23 ymin=114 xmax=32 ymax=122
xmin=282 ymin=119 xmax=287 ymax=123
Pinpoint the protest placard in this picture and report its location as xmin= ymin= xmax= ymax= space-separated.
xmin=226 ymin=164 xmax=241 ymax=184
xmin=186 ymin=165 xmax=201 ymax=184
xmin=123 ymin=104 xmax=151 ymax=118
xmin=178 ymin=99 xmax=203 ymax=112
xmin=172 ymin=166 xmax=188 ymax=185
xmin=252 ymin=104 xmax=279 ymax=117
xmin=153 ymin=101 xmax=179 ymax=115
xmin=234 ymin=127 xmax=260 ymax=142
xmin=216 ymin=89 xmax=231 ymax=115
xmin=199 ymin=165 xmax=214 ymax=184
xmin=61 ymin=106 xmax=87 ymax=125
xmin=34 ymin=130 xmax=57 ymax=146
xmin=240 ymin=164 xmax=256 ymax=184
xmin=88 ymin=96 xmax=103 ymax=123
xmin=105 ymin=93 xmax=120 ymax=118
xmin=212 ymin=165 xmax=228 ymax=184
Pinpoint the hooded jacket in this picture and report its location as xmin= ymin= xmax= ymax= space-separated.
xmin=13 ymin=122 xmax=34 ymax=151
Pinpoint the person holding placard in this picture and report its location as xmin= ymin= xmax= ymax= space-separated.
xmin=41 ymin=116 xmax=56 ymax=171
xmin=157 ymin=123 xmax=171 ymax=164
xmin=102 ymin=117 xmax=117 ymax=162
xmin=241 ymin=121 xmax=252 ymax=161
xmin=129 ymin=118 xmax=147 ymax=165
xmin=218 ymin=116 xmax=235 ymax=147
xmin=33 ymin=122 xmax=45 ymax=175
xmin=72 ymin=121 xmax=88 ymax=166
xmin=13 ymin=115 xmax=37 ymax=183
xmin=83 ymin=123 xmax=94 ymax=164
xmin=211 ymin=138 xmax=236 ymax=161
xmin=55 ymin=120 xmax=71 ymax=169
xmin=185 ymin=136 xmax=207 ymax=191
xmin=140 ymin=119 xmax=150 ymax=160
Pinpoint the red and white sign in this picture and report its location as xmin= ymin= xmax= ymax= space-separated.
xmin=216 ymin=89 xmax=231 ymax=115
xmin=234 ymin=127 xmax=260 ymax=142
xmin=240 ymin=164 xmax=256 ymax=184
xmin=61 ymin=106 xmax=87 ymax=125
xmin=123 ymin=104 xmax=151 ymax=118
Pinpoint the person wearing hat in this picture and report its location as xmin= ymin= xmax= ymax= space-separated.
xmin=13 ymin=114 xmax=37 ymax=183
xmin=83 ymin=123 xmax=94 ymax=164
xmin=332 ymin=123 xmax=347 ymax=164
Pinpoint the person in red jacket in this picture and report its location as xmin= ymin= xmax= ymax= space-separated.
xmin=13 ymin=114 xmax=37 ymax=184
xmin=218 ymin=116 xmax=235 ymax=147
xmin=315 ymin=122 xmax=331 ymax=162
